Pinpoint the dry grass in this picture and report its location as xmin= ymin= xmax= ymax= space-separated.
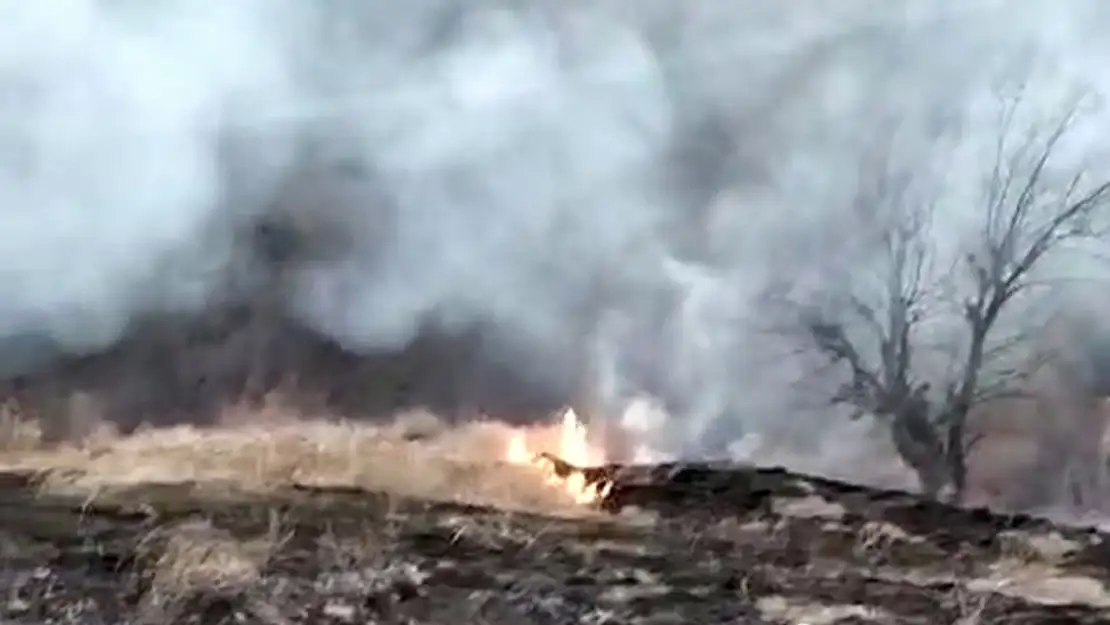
xmin=139 ymin=519 xmax=278 ymax=599
xmin=0 ymin=396 xmax=592 ymax=514
xmin=2 ymin=387 xmax=1109 ymax=524
xmin=756 ymin=596 xmax=893 ymax=625
xmin=0 ymin=400 xmax=47 ymax=453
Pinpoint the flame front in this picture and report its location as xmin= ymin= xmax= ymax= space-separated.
xmin=506 ymin=408 xmax=611 ymax=504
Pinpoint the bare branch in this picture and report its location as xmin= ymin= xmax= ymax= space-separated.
xmin=963 ymin=430 xmax=989 ymax=456
xmin=997 ymin=102 xmax=1079 ymax=255
xmin=846 ymin=294 xmax=887 ymax=347
xmin=772 ymin=70 xmax=1110 ymax=503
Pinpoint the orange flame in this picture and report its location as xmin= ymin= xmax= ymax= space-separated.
xmin=506 ymin=408 xmax=611 ymax=504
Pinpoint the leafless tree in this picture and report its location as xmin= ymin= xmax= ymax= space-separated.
xmin=770 ymin=86 xmax=1110 ymax=503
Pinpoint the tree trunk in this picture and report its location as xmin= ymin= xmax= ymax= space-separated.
xmin=889 ymin=408 xmax=948 ymax=499
xmin=944 ymin=414 xmax=969 ymax=504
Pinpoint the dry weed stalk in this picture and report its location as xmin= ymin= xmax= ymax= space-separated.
xmin=0 ymin=399 xmax=42 ymax=452
xmin=951 ymin=586 xmax=991 ymax=625
xmin=136 ymin=510 xmax=290 ymax=604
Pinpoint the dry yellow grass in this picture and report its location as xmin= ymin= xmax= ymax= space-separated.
xmin=140 ymin=519 xmax=276 ymax=598
xmin=0 ymin=400 xmax=47 ymax=453
xmin=0 ymin=397 xmax=594 ymax=514
xmin=2 ymin=386 xmax=1107 ymax=522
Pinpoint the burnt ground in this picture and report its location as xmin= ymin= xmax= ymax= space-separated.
xmin=0 ymin=463 xmax=1109 ymax=624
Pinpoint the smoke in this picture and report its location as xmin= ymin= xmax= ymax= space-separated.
xmin=0 ymin=0 xmax=296 ymax=352
xmin=285 ymin=7 xmax=674 ymax=354
xmin=5 ymin=0 xmax=1110 ymax=497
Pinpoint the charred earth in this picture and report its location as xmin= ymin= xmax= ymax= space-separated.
xmin=0 ymin=458 xmax=1108 ymax=624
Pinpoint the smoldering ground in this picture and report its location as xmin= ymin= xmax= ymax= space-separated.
xmin=4 ymin=0 xmax=1110 ymax=506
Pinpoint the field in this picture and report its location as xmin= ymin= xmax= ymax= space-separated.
xmin=0 ymin=410 xmax=1109 ymax=624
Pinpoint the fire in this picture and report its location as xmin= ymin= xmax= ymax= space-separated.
xmin=506 ymin=408 xmax=612 ymax=504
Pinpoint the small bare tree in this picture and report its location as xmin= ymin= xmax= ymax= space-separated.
xmin=773 ymin=87 xmax=1110 ymax=503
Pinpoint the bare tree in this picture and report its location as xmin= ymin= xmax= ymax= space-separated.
xmin=772 ymin=87 xmax=1110 ymax=503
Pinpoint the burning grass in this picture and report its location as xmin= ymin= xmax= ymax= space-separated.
xmin=1 ymin=390 xmax=1107 ymax=524
xmin=507 ymin=408 xmax=614 ymax=504
xmin=0 ymin=399 xmax=618 ymax=515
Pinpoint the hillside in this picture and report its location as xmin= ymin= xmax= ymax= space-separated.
xmin=2 ymin=436 xmax=1109 ymax=625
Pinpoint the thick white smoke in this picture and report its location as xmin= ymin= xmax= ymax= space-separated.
xmin=286 ymin=8 xmax=674 ymax=353
xmin=4 ymin=0 xmax=1110 ymax=485
xmin=0 ymin=0 xmax=296 ymax=350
